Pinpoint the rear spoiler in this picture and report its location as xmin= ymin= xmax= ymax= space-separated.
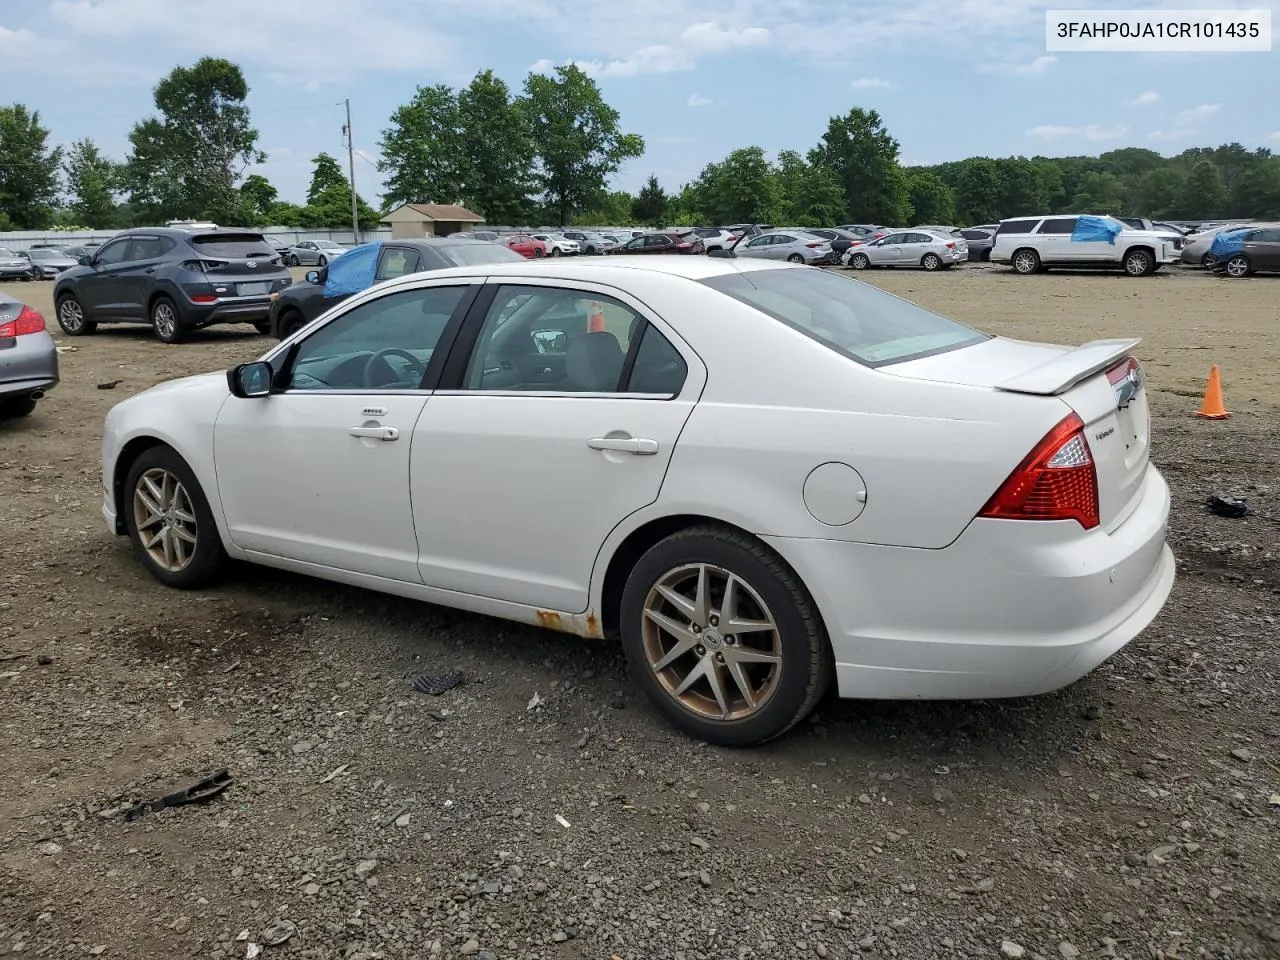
xmin=995 ymin=338 xmax=1141 ymax=396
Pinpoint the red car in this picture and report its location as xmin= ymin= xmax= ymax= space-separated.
xmin=615 ymin=231 xmax=705 ymax=255
xmin=505 ymin=234 xmax=548 ymax=259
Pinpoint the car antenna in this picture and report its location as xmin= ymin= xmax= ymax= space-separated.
xmin=709 ymin=223 xmax=756 ymax=259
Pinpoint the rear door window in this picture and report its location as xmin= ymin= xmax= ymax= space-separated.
xmin=1037 ymin=218 xmax=1077 ymax=235
xmin=190 ymin=235 xmax=275 ymax=258
xmin=996 ymin=219 xmax=1040 ymax=236
xmin=375 ymin=247 xmax=422 ymax=281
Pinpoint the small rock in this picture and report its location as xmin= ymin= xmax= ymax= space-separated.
xmin=292 ymin=741 xmax=313 ymax=754
xmin=552 ymin=932 xmax=568 ymax=943
xmin=354 ymin=859 xmax=378 ymax=878
xmin=857 ymin=794 xmax=872 ymax=805
xmin=1230 ymin=746 xmax=1254 ymax=762
xmin=699 ymin=870 xmax=712 ymax=887
xmin=816 ymin=944 xmax=828 ymax=958
xmin=304 ymin=883 xmax=320 ymax=896
xmin=1000 ymin=941 xmax=1026 ymax=959
xmin=171 ymin=917 xmax=190 ymax=934
xmin=1059 ymin=942 xmax=1080 ymax=959
xmin=1080 ymin=703 xmax=1103 ymax=720
xmin=690 ymin=836 xmax=710 ymax=850
xmin=459 ymin=939 xmax=480 ymax=955
xmin=531 ymin=880 xmax=548 ymax=895
xmin=36 ymin=841 xmax=62 ymax=856
xmin=37 ymin=654 xmax=54 ymax=666
xmin=395 ymin=813 xmax=411 ymax=828
xmin=932 ymin=787 xmax=954 ymax=804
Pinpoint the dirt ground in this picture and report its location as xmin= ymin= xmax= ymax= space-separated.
xmin=1 ymin=263 xmax=1277 ymax=960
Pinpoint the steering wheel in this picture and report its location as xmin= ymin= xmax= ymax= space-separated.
xmin=362 ymin=348 xmax=426 ymax=388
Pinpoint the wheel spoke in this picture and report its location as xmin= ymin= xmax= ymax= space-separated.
xmin=142 ymin=475 xmax=165 ymax=508
xmin=704 ymin=660 xmax=730 ymax=718
xmin=725 ymin=660 xmax=757 ymax=710
xmin=655 ymin=583 xmax=696 ymax=621
xmin=173 ymin=507 xmax=196 ymax=524
xmin=725 ymin=646 xmax=781 ymax=666
xmin=172 ymin=524 xmax=197 ymax=546
xmin=162 ymin=528 xmax=176 ymax=568
xmin=690 ymin=564 xmax=712 ymax=627
xmin=142 ymin=527 xmax=165 ymax=549
xmin=672 ymin=657 xmax=710 ymax=697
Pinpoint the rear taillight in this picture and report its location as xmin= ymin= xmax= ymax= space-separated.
xmin=0 ymin=305 xmax=46 ymax=338
xmin=945 ymin=241 xmax=956 ymax=249
xmin=1106 ymin=356 xmax=1141 ymax=386
xmin=979 ymin=413 xmax=1100 ymax=530
xmin=806 ymin=241 xmax=823 ymax=248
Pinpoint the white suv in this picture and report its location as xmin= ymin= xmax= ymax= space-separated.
xmin=531 ymin=233 xmax=581 ymax=256
xmin=990 ymin=214 xmax=1178 ymax=277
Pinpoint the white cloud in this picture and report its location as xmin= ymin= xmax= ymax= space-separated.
xmin=1026 ymin=123 xmax=1128 ymax=142
xmin=1176 ymin=103 xmax=1221 ymax=124
xmin=1268 ymin=131 xmax=1280 ymax=143
xmin=533 ymin=18 xmax=769 ymax=79
xmin=850 ymin=77 xmax=893 ymax=89
xmin=528 ymin=58 xmax=557 ymax=75
xmin=1149 ymin=129 xmax=1197 ymax=141
xmin=1014 ymin=55 xmax=1057 ymax=75
xmin=1130 ymin=90 xmax=1160 ymax=106
xmin=686 ymin=93 xmax=712 ymax=107
xmin=680 ymin=20 xmax=770 ymax=51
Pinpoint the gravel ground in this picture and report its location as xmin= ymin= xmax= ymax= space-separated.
xmin=1 ymin=264 xmax=1278 ymax=960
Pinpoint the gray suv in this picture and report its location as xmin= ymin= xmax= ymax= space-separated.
xmin=53 ymin=228 xmax=292 ymax=343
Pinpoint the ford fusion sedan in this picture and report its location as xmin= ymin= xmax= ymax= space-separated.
xmin=53 ymin=228 xmax=292 ymax=343
xmin=100 ymin=257 xmax=1174 ymax=746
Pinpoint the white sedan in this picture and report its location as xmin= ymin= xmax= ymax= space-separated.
xmin=101 ymin=257 xmax=1175 ymax=746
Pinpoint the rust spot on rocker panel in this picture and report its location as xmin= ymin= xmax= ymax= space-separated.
xmin=535 ymin=609 xmax=605 ymax=639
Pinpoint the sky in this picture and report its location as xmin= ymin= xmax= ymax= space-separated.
xmin=2 ymin=0 xmax=1279 ymax=206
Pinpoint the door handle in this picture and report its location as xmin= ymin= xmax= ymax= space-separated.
xmin=588 ymin=436 xmax=658 ymax=455
xmin=349 ymin=425 xmax=399 ymax=441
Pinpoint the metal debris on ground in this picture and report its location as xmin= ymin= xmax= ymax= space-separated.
xmin=261 ymin=919 xmax=296 ymax=946
xmin=412 ymin=670 xmax=465 ymax=695
xmin=319 ymin=764 xmax=349 ymax=783
xmin=96 ymin=380 xmax=123 ymax=389
xmin=1206 ymin=493 xmax=1248 ymax=518
xmin=121 ymin=769 xmax=232 ymax=821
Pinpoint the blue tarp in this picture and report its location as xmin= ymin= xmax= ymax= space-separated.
xmin=322 ymin=241 xmax=383 ymax=298
xmin=1209 ymin=228 xmax=1249 ymax=258
xmin=1070 ymin=215 xmax=1122 ymax=244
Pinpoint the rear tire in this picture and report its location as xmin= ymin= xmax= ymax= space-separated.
xmin=0 ymin=395 xmax=38 ymax=418
xmin=1223 ymin=254 xmax=1251 ymax=278
xmin=288 ymin=254 xmax=299 ymax=267
xmin=150 ymin=295 xmax=187 ymax=344
xmin=56 ymin=293 xmax=97 ymax=336
xmin=550 ymin=248 xmax=562 ymax=257
xmin=533 ymin=248 xmax=544 ymax=258
xmin=124 ymin=446 xmax=227 ymax=590
xmin=277 ymin=309 xmax=306 ymax=339
xmin=1011 ymin=248 xmax=1041 ymax=275
xmin=318 ymin=255 xmax=328 ymax=267
xmin=921 ymin=253 xmax=942 ymax=271
xmin=619 ymin=524 xmax=834 ymax=747
xmin=787 ymin=253 xmax=805 ymax=264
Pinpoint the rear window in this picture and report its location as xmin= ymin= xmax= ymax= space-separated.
xmin=701 ymin=267 xmax=987 ymax=366
xmin=996 ymin=219 xmax=1040 ymax=236
xmin=188 ymin=234 xmax=274 ymax=258
xmin=438 ymin=242 xmax=527 ymax=266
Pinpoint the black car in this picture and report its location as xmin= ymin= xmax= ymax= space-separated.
xmin=799 ymin=227 xmax=861 ymax=259
xmin=53 ymin=228 xmax=291 ymax=343
xmin=268 ymin=237 xmax=525 ymax=339
xmin=959 ymin=228 xmax=995 ymax=261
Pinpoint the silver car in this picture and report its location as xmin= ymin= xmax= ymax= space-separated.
xmin=0 ymin=292 xmax=58 ymax=418
xmin=1180 ymin=223 xmax=1251 ymax=267
xmin=0 ymin=248 xmax=39 ymax=281
xmin=735 ymin=230 xmax=835 ymax=264
xmin=844 ymin=229 xmax=966 ymax=271
xmin=286 ymin=239 xmax=351 ymax=266
xmin=22 ymin=248 xmax=80 ymax=279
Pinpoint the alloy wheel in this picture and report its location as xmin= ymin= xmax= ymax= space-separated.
xmin=153 ymin=301 xmax=177 ymax=340
xmin=1124 ymin=251 xmax=1151 ymax=276
xmin=641 ymin=563 xmax=782 ymax=721
xmin=1225 ymin=256 xmax=1250 ymax=278
xmin=1013 ymin=250 xmax=1038 ymax=274
xmin=58 ymin=298 xmax=85 ymax=332
xmin=131 ymin=467 xmax=198 ymax=573
xmin=851 ymin=254 xmax=869 ymax=270
xmin=922 ymin=254 xmax=941 ymax=270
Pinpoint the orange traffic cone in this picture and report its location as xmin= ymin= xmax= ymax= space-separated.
xmin=1196 ymin=365 xmax=1230 ymax=419
xmin=587 ymin=301 xmax=606 ymax=334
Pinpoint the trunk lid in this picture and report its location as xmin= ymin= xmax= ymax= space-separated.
xmin=187 ymin=234 xmax=289 ymax=296
xmin=885 ymin=336 xmax=1151 ymax=529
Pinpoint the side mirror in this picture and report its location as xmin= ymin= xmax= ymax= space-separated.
xmin=78 ymin=255 xmax=93 ymax=266
xmin=532 ymin=329 xmax=567 ymax=354
xmin=305 ymin=270 xmax=321 ymax=284
xmin=227 ymin=361 xmax=274 ymax=398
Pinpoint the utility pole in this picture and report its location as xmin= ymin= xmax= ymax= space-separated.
xmin=342 ymin=98 xmax=359 ymax=244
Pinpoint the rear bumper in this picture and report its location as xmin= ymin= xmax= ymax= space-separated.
xmin=0 ymin=331 xmax=59 ymax=398
xmin=766 ymin=465 xmax=1174 ymax=700
xmin=182 ymin=296 xmax=273 ymax=325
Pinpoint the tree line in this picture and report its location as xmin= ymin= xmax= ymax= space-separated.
xmin=2 ymin=55 xmax=1278 ymax=234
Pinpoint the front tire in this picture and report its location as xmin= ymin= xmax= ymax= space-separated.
xmin=921 ymin=253 xmax=942 ymax=271
xmin=550 ymin=248 xmax=562 ymax=257
xmin=253 ymin=321 xmax=271 ymax=335
xmin=124 ymin=446 xmax=227 ymax=589
xmin=850 ymin=253 xmax=870 ymax=270
xmin=151 ymin=296 xmax=187 ymax=344
xmin=533 ymin=248 xmax=544 ymax=258
xmin=619 ymin=525 xmax=833 ymax=746
xmin=317 ymin=255 xmax=328 ymax=267
xmin=1223 ymin=254 xmax=1251 ymax=278
xmin=276 ymin=308 xmax=306 ymax=339
xmin=56 ymin=293 xmax=97 ymax=336
xmin=288 ymin=254 xmax=299 ymax=267
xmin=1011 ymin=248 xmax=1041 ymax=275
xmin=1123 ymin=248 xmax=1155 ymax=277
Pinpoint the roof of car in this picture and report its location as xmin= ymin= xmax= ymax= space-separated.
xmin=370 ymin=252 xmax=789 ymax=287
xmin=111 ymin=226 xmax=267 ymax=239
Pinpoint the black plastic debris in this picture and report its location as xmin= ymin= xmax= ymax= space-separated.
xmin=412 ymin=670 xmax=465 ymax=696
xmin=1206 ymin=494 xmax=1248 ymax=518
xmin=122 ymin=769 xmax=232 ymax=821
xmin=96 ymin=380 xmax=123 ymax=390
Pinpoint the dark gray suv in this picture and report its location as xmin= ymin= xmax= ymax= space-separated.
xmin=53 ymin=228 xmax=292 ymax=343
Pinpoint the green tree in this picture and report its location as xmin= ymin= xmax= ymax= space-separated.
xmin=574 ymin=190 xmax=635 ymax=226
xmin=0 ymin=104 xmax=62 ymax=229
xmin=807 ymin=108 xmax=907 ymax=224
xmin=1132 ymin=168 xmax=1185 ymax=219
xmin=955 ymin=158 xmax=1003 ymax=224
xmin=1173 ymin=161 xmax=1227 ymax=219
xmin=631 ymin=174 xmax=667 ymax=226
xmin=774 ymin=150 xmax=846 ymax=225
xmin=63 ymin=138 xmax=119 ymax=228
xmin=693 ymin=147 xmax=780 ymax=225
xmin=1068 ymin=170 xmax=1127 ymax=213
xmin=1230 ymin=157 xmax=1280 ymax=219
xmin=456 ymin=69 xmax=535 ymax=223
xmin=122 ymin=57 xmax=264 ymax=222
xmin=379 ymin=83 xmax=464 ymax=208
xmin=307 ymin=153 xmax=348 ymax=205
xmin=519 ymin=64 xmax=644 ymax=226
xmin=239 ymin=173 xmax=277 ymax=220
xmin=904 ymin=170 xmax=956 ymax=224
xmin=993 ymin=158 xmax=1052 ymax=217
xmin=265 ymin=200 xmax=307 ymax=226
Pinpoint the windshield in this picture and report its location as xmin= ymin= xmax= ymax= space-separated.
xmin=0 ymin=249 xmax=16 ymax=257
xmin=317 ymin=241 xmax=344 ymax=250
xmin=701 ymin=267 xmax=987 ymax=366
xmin=438 ymin=242 xmax=527 ymax=266
xmin=30 ymin=249 xmax=60 ymax=259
